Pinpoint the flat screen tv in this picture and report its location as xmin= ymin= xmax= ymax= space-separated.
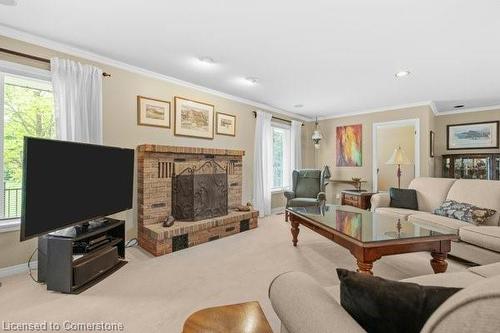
xmin=20 ymin=137 xmax=134 ymax=241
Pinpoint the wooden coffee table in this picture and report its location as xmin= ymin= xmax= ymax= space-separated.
xmin=182 ymin=301 xmax=273 ymax=333
xmin=287 ymin=205 xmax=459 ymax=275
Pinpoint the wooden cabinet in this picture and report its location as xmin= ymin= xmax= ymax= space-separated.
xmin=442 ymin=153 xmax=500 ymax=180
xmin=341 ymin=190 xmax=374 ymax=210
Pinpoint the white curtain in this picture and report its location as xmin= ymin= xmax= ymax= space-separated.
xmin=253 ymin=111 xmax=273 ymax=217
xmin=290 ymin=120 xmax=302 ymax=184
xmin=51 ymin=58 xmax=103 ymax=144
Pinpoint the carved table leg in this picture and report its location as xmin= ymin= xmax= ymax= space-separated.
xmin=430 ymin=251 xmax=448 ymax=273
xmin=290 ymin=219 xmax=300 ymax=247
xmin=356 ymin=260 xmax=374 ymax=275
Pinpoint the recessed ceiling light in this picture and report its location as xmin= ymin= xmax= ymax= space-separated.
xmin=0 ymin=0 xmax=17 ymax=5
xmin=197 ymin=56 xmax=215 ymax=65
xmin=293 ymin=104 xmax=304 ymax=108
xmin=454 ymin=104 xmax=465 ymax=109
xmin=244 ymin=77 xmax=259 ymax=85
xmin=395 ymin=70 xmax=411 ymax=78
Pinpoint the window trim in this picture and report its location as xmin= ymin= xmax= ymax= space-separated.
xmin=0 ymin=60 xmax=51 ymax=81
xmin=0 ymin=60 xmax=52 ymax=229
xmin=271 ymin=122 xmax=292 ymax=192
xmin=0 ymin=218 xmax=20 ymax=233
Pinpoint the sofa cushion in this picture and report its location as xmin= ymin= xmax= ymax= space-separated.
xmin=390 ymin=187 xmax=419 ymax=210
xmin=421 ymin=275 xmax=500 ymax=333
xmin=287 ymin=197 xmax=319 ymax=207
xmin=402 ymin=271 xmax=485 ymax=289
xmin=450 ymin=241 xmax=500 ymax=266
xmin=408 ymin=213 xmax=469 ymax=235
xmin=337 ymin=269 xmax=461 ymax=333
xmin=434 ymin=200 xmax=496 ymax=225
xmin=446 ymin=179 xmax=500 ymax=226
xmin=375 ymin=207 xmax=420 ymax=220
xmin=468 ymin=262 xmax=500 ymax=278
xmin=408 ymin=177 xmax=456 ymax=213
xmin=269 ymin=271 xmax=365 ymax=333
xmin=459 ymin=226 xmax=500 ymax=253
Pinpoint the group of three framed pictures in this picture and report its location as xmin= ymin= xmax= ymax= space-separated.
xmin=137 ymin=96 xmax=236 ymax=139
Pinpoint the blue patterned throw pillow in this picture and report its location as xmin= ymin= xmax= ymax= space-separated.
xmin=434 ymin=200 xmax=496 ymax=225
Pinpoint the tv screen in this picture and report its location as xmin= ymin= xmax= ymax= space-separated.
xmin=20 ymin=137 xmax=134 ymax=241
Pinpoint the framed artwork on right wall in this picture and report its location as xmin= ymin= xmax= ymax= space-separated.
xmin=447 ymin=121 xmax=499 ymax=150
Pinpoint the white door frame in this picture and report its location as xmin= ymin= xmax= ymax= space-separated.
xmin=372 ymin=118 xmax=420 ymax=192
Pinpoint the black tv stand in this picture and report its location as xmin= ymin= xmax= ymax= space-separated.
xmin=38 ymin=218 xmax=126 ymax=294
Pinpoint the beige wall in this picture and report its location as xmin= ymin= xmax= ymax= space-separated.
xmin=310 ymin=106 xmax=435 ymax=204
xmin=0 ymin=35 xmax=303 ymax=268
xmin=376 ymin=125 xmax=416 ymax=191
xmin=434 ymin=108 xmax=500 ymax=176
xmin=271 ymin=193 xmax=286 ymax=210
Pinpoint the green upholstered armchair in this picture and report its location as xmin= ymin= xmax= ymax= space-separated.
xmin=284 ymin=167 xmax=331 ymax=221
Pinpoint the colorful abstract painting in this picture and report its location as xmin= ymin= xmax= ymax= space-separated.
xmin=336 ymin=124 xmax=362 ymax=167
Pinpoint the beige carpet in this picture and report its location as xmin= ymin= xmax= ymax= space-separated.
xmin=0 ymin=214 xmax=467 ymax=332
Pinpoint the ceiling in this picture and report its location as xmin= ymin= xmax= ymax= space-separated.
xmin=1 ymin=0 xmax=500 ymax=119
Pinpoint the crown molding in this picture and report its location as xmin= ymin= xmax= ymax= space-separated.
xmin=435 ymin=104 xmax=500 ymax=116
xmin=317 ymin=101 xmax=434 ymax=121
xmin=0 ymin=24 xmax=312 ymax=122
xmin=429 ymin=101 xmax=438 ymax=115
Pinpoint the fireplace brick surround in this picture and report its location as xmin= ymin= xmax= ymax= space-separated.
xmin=137 ymin=144 xmax=258 ymax=256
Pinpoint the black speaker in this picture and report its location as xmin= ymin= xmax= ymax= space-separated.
xmin=37 ymin=236 xmax=48 ymax=283
xmin=72 ymin=246 xmax=119 ymax=288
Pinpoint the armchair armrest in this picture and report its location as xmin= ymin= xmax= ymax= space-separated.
xmin=370 ymin=192 xmax=390 ymax=212
xmin=284 ymin=190 xmax=296 ymax=200
xmin=317 ymin=192 xmax=326 ymax=202
xmin=269 ymin=271 xmax=364 ymax=333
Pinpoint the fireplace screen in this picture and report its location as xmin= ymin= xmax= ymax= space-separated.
xmin=172 ymin=160 xmax=228 ymax=221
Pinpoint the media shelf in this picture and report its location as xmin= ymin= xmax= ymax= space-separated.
xmin=38 ymin=218 xmax=126 ymax=294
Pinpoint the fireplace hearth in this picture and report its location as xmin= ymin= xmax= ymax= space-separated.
xmin=172 ymin=160 xmax=228 ymax=221
xmin=137 ymin=144 xmax=259 ymax=256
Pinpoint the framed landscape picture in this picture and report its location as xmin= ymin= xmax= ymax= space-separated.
xmin=174 ymin=97 xmax=214 ymax=139
xmin=336 ymin=124 xmax=362 ymax=167
xmin=216 ymin=112 xmax=236 ymax=136
xmin=447 ymin=121 xmax=499 ymax=150
xmin=137 ymin=96 xmax=171 ymax=128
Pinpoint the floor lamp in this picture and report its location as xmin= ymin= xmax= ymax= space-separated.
xmin=386 ymin=146 xmax=412 ymax=188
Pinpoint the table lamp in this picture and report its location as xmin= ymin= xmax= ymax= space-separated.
xmin=386 ymin=146 xmax=412 ymax=188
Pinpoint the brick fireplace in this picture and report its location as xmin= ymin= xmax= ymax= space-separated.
xmin=137 ymin=144 xmax=258 ymax=256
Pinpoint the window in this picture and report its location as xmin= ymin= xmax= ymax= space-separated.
xmin=272 ymin=123 xmax=291 ymax=191
xmin=0 ymin=69 xmax=55 ymax=221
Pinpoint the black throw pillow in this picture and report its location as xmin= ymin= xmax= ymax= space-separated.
xmin=336 ymin=269 xmax=461 ymax=333
xmin=389 ymin=187 xmax=418 ymax=210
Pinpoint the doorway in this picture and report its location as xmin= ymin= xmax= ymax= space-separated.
xmin=372 ymin=119 xmax=420 ymax=192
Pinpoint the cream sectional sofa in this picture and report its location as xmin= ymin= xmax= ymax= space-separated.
xmin=269 ymin=262 xmax=500 ymax=333
xmin=371 ymin=177 xmax=500 ymax=265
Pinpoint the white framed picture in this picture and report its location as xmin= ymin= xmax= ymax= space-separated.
xmin=216 ymin=112 xmax=236 ymax=136
xmin=174 ymin=96 xmax=214 ymax=139
xmin=447 ymin=121 xmax=499 ymax=150
xmin=137 ymin=96 xmax=171 ymax=128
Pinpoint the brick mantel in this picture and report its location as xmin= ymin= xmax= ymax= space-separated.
xmin=137 ymin=143 xmax=254 ymax=256
xmin=137 ymin=144 xmax=245 ymax=157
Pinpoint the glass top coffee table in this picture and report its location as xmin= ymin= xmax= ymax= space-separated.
xmin=287 ymin=205 xmax=459 ymax=275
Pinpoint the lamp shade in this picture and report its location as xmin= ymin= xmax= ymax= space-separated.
xmin=386 ymin=146 xmax=412 ymax=165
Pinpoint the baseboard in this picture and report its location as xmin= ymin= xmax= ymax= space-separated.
xmin=272 ymin=207 xmax=285 ymax=215
xmin=0 ymin=261 xmax=37 ymax=278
